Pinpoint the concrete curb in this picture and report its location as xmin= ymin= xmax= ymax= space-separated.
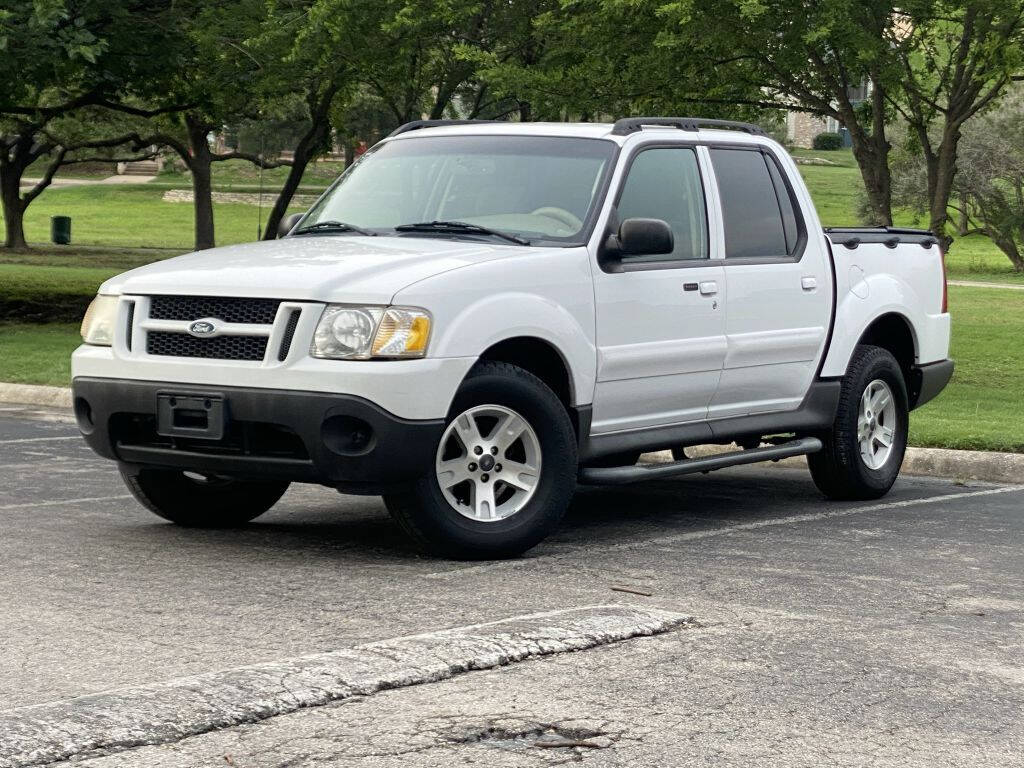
xmin=2 ymin=383 xmax=1021 ymax=484
xmin=0 ymin=605 xmax=694 ymax=768
xmin=0 ymin=383 xmax=72 ymax=409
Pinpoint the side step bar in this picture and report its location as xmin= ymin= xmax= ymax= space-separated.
xmin=578 ymin=437 xmax=823 ymax=486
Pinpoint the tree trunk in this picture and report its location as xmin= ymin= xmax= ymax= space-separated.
xmin=263 ymin=84 xmax=339 ymax=240
xmin=0 ymin=165 xmax=27 ymax=249
xmin=956 ymin=195 xmax=969 ymax=237
xmin=838 ymin=80 xmax=892 ymax=226
xmin=186 ymin=116 xmax=216 ymax=251
xmin=262 ymin=156 xmax=307 ymax=241
xmin=344 ymin=143 xmax=355 ymax=168
xmin=929 ymin=129 xmax=961 ymax=249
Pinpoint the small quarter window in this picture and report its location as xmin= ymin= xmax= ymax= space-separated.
xmin=616 ymin=147 xmax=709 ymax=262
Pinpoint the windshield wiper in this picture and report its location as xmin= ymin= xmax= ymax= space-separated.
xmin=394 ymin=220 xmax=530 ymax=246
xmin=293 ymin=220 xmax=375 ymax=236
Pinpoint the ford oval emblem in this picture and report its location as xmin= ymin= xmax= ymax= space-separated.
xmin=189 ymin=320 xmax=217 ymax=337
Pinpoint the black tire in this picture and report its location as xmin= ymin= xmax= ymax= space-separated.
xmin=808 ymin=345 xmax=909 ymax=500
xmin=120 ymin=466 xmax=289 ymax=527
xmin=383 ymin=361 xmax=578 ymax=559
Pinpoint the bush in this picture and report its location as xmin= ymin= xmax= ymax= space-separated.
xmin=813 ymin=132 xmax=844 ymax=151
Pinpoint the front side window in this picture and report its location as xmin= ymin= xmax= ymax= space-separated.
xmin=615 ymin=147 xmax=709 ymax=262
xmin=301 ymin=136 xmax=617 ymax=245
xmin=710 ymin=148 xmax=796 ymax=259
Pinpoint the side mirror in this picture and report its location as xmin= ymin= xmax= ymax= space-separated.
xmin=278 ymin=212 xmax=304 ymax=238
xmin=617 ymin=218 xmax=674 ymax=256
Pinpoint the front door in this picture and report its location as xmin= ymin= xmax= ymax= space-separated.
xmin=590 ymin=145 xmax=727 ymax=434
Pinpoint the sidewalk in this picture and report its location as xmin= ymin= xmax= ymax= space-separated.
xmin=19 ymin=175 xmax=156 ymax=188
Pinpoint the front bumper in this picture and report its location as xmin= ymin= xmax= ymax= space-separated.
xmin=72 ymin=377 xmax=445 ymax=490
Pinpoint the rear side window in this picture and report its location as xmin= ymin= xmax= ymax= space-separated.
xmin=710 ymin=148 xmax=797 ymax=259
xmin=616 ymin=147 xmax=709 ymax=262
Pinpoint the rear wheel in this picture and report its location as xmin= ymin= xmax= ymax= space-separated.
xmin=808 ymin=345 xmax=909 ymax=500
xmin=120 ymin=467 xmax=289 ymax=527
xmin=384 ymin=361 xmax=577 ymax=559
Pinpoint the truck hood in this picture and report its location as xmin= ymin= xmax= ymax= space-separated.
xmin=101 ymin=236 xmax=537 ymax=304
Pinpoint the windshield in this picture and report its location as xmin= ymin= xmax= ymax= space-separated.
xmin=300 ymin=135 xmax=617 ymax=244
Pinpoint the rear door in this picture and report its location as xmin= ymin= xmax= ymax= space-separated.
xmin=705 ymin=146 xmax=832 ymax=418
xmin=590 ymin=145 xmax=727 ymax=434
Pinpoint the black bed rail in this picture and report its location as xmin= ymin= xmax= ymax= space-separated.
xmin=825 ymin=227 xmax=938 ymax=250
xmin=610 ymin=117 xmax=766 ymax=136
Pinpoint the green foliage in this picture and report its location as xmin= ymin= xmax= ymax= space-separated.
xmin=812 ymin=132 xmax=843 ymax=151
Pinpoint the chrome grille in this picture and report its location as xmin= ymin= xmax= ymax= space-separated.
xmin=149 ymin=296 xmax=281 ymax=325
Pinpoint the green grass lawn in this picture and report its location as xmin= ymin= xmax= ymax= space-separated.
xmin=0 ymin=186 xmax=286 ymax=250
xmin=910 ymin=285 xmax=1024 ymax=452
xmin=0 ymin=323 xmax=81 ymax=386
xmin=0 ymin=286 xmax=1018 ymax=451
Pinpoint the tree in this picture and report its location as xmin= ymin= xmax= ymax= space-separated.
xmin=304 ymin=0 xmax=514 ymax=128
xmin=887 ymin=0 xmax=1024 ymax=246
xmin=130 ymin=0 xmax=299 ymax=250
xmin=476 ymin=0 xmax=764 ymax=122
xmin=0 ymin=0 xmax=188 ymax=248
xmin=244 ymin=0 xmax=350 ymax=241
xmin=659 ymin=0 xmax=900 ymax=225
xmin=661 ymin=0 xmax=1024 ymax=239
xmin=893 ymin=87 xmax=1024 ymax=270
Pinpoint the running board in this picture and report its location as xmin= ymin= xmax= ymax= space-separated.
xmin=578 ymin=437 xmax=823 ymax=486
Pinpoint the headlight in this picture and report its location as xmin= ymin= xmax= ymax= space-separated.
xmin=311 ymin=305 xmax=431 ymax=359
xmin=80 ymin=295 xmax=119 ymax=346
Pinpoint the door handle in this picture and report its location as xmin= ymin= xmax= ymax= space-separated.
xmin=801 ymin=276 xmax=818 ymax=291
xmin=699 ymin=281 xmax=718 ymax=296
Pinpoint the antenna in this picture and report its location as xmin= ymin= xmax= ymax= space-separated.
xmin=256 ymin=128 xmax=264 ymax=241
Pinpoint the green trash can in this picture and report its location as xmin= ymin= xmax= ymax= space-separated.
xmin=51 ymin=215 xmax=72 ymax=245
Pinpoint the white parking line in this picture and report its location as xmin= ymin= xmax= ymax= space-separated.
xmin=0 ymin=436 xmax=80 ymax=444
xmin=423 ymin=485 xmax=1024 ymax=580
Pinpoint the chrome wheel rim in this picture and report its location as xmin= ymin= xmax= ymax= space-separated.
xmin=858 ymin=379 xmax=898 ymax=470
xmin=435 ymin=404 xmax=542 ymax=522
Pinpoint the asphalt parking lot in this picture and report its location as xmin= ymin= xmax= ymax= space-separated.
xmin=1 ymin=404 xmax=1023 ymax=766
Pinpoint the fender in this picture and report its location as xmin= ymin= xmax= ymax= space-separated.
xmin=820 ymin=273 xmax=926 ymax=377
xmin=392 ymin=248 xmax=598 ymax=410
xmin=426 ymin=292 xmax=596 ymax=406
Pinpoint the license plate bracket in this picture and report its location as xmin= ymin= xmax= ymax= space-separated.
xmin=156 ymin=392 xmax=227 ymax=440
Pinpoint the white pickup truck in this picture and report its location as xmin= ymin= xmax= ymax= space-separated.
xmin=73 ymin=118 xmax=953 ymax=558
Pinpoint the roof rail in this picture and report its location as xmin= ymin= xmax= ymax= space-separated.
xmin=610 ymin=117 xmax=765 ymax=137
xmin=387 ymin=119 xmax=498 ymax=138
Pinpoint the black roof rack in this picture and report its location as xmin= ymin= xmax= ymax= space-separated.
xmin=611 ymin=117 xmax=766 ymax=136
xmin=387 ymin=119 xmax=498 ymax=138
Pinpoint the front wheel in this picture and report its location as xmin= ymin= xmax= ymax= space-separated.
xmin=808 ymin=345 xmax=909 ymax=500
xmin=121 ymin=466 xmax=289 ymax=527
xmin=384 ymin=361 xmax=578 ymax=559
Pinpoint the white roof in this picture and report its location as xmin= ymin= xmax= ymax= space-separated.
xmin=387 ymin=121 xmax=767 ymax=147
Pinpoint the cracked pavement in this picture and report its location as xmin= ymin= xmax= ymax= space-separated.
xmin=2 ymin=405 xmax=1023 ymax=766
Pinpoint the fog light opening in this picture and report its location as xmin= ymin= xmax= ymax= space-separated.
xmin=322 ymin=415 xmax=376 ymax=456
xmin=74 ymin=397 xmax=94 ymax=434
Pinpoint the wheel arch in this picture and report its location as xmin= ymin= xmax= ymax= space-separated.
xmin=856 ymin=312 xmax=918 ymax=378
xmin=477 ymin=336 xmax=575 ymax=408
